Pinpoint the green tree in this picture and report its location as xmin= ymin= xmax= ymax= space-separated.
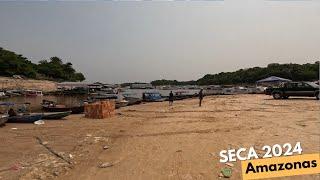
xmin=0 ymin=47 xmax=85 ymax=81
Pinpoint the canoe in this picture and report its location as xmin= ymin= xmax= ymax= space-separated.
xmin=0 ymin=115 xmax=8 ymax=127
xmin=7 ymin=114 xmax=43 ymax=123
xmin=42 ymin=105 xmax=84 ymax=114
xmin=42 ymin=111 xmax=71 ymax=120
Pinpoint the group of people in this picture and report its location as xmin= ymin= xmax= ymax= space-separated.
xmin=169 ymin=89 xmax=204 ymax=107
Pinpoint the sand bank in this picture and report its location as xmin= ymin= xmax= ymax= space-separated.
xmin=0 ymin=94 xmax=318 ymax=180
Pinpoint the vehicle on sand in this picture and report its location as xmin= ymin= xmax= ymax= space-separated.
xmin=265 ymin=81 xmax=319 ymax=100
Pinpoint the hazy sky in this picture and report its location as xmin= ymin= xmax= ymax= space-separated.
xmin=0 ymin=0 xmax=319 ymax=83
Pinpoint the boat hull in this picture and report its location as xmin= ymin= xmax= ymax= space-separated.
xmin=115 ymin=101 xmax=129 ymax=109
xmin=124 ymin=97 xmax=142 ymax=105
xmin=42 ymin=106 xmax=84 ymax=114
xmin=8 ymin=114 xmax=43 ymax=123
xmin=42 ymin=111 xmax=71 ymax=120
xmin=0 ymin=115 xmax=8 ymax=127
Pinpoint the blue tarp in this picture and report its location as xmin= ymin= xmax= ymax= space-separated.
xmin=256 ymin=76 xmax=292 ymax=83
xmin=0 ymin=102 xmax=15 ymax=106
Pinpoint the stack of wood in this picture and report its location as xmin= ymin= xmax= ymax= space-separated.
xmin=84 ymin=100 xmax=115 ymax=119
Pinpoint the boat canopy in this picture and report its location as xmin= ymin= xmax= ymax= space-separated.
xmin=256 ymin=76 xmax=292 ymax=83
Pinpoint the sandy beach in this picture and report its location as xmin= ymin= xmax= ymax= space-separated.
xmin=0 ymin=77 xmax=57 ymax=92
xmin=0 ymin=94 xmax=319 ymax=180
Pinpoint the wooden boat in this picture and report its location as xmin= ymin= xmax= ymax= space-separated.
xmin=7 ymin=114 xmax=43 ymax=123
xmin=42 ymin=111 xmax=71 ymax=120
xmin=42 ymin=100 xmax=84 ymax=114
xmin=42 ymin=105 xmax=84 ymax=114
xmin=0 ymin=115 xmax=8 ymax=127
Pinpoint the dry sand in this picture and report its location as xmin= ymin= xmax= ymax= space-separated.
xmin=0 ymin=94 xmax=319 ymax=180
xmin=0 ymin=77 xmax=57 ymax=92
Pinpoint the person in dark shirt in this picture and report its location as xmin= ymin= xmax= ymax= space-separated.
xmin=8 ymin=108 xmax=17 ymax=117
xmin=142 ymin=93 xmax=146 ymax=101
xmin=169 ymin=91 xmax=174 ymax=106
xmin=199 ymin=89 xmax=204 ymax=107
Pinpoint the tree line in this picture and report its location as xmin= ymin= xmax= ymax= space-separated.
xmin=151 ymin=62 xmax=319 ymax=86
xmin=0 ymin=47 xmax=85 ymax=82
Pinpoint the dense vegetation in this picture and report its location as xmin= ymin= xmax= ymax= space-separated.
xmin=151 ymin=62 xmax=319 ymax=86
xmin=0 ymin=47 xmax=85 ymax=82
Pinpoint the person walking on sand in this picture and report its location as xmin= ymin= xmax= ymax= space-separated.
xmin=199 ymin=89 xmax=204 ymax=107
xmin=169 ymin=91 xmax=174 ymax=106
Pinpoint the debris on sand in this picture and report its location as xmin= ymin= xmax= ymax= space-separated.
xmin=53 ymin=171 xmax=59 ymax=176
xmin=69 ymin=154 xmax=74 ymax=159
xmin=225 ymin=162 xmax=234 ymax=167
xmin=34 ymin=120 xmax=45 ymax=125
xmin=220 ymin=168 xmax=232 ymax=178
xmin=103 ymin=145 xmax=110 ymax=150
xmin=0 ymin=163 xmax=22 ymax=173
xmin=42 ymin=141 xmax=49 ymax=145
xmin=35 ymin=136 xmax=73 ymax=165
xmin=94 ymin=137 xmax=108 ymax=143
xmin=176 ymin=150 xmax=182 ymax=153
xmin=99 ymin=162 xmax=113 ymax=168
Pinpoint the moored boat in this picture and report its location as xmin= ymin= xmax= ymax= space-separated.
xmin=142 ymin=92 xmax=165 ymax=102
xmin=42 ymin=104 xmax=84 ymax=114
xmin=7 ymin=114 xmax=43 ymax=123
xmin=0 ymin=115 xmax=8 ymax=127
xmin=42 ymin=100 xmax=84 ymax=114
xmin=115 ymin=100 xmax=129 ymax=109
xmin=122 ymin=93 xmax=142 ymax=105
xmin=42 ymin=111 xmax=71 ymax=120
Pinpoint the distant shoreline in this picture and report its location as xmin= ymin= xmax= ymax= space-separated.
xmin=0 ymin=77 xmax=57 ymax=92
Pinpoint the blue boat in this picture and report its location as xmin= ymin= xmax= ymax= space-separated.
xmin=142 ymin=92 xmax=165 ymax=102
xmin=7 ymin=114 xmax=43 ymax=123
xmin=0 ymin=102 xmax=43 ymax=123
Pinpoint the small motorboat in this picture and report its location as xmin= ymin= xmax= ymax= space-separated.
xmin=42 ymin=100 xmax=84 ymax=114
xmin=0 ymin=115 xmax=8 ymax=127
xmin=122 ymin=93 xmax=142 ymax=105
xmin=7 ymin=114 xmax=43 ymax=123
xmin=42 ymin=111 xmax=71 ymax=120
xmin=142 ymin=92 xmax=165 ymax=102
xmin=115 ymin=100 xmax=129 ymax=109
